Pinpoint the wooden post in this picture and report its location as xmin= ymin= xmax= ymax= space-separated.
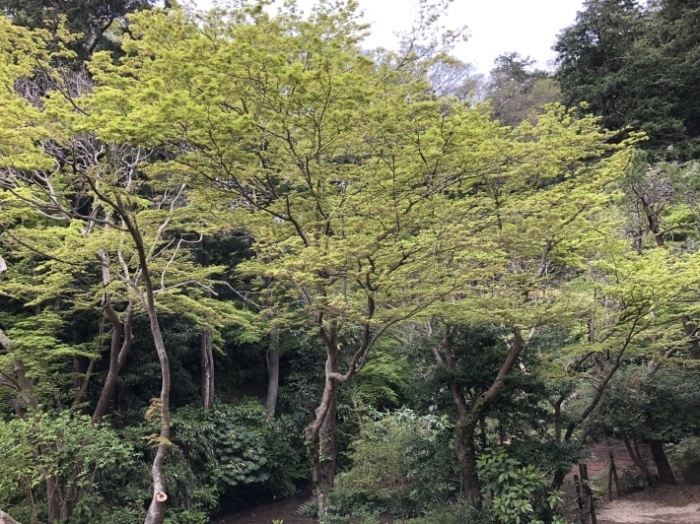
xmin=580 ymin=463 xmax=597 ymax=524
xmin=607 ymin=454 xmax=614 ymax=501
xmin=574 ymin=474 xmax=587 ymax=524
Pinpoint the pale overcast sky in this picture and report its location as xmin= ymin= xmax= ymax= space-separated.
xmin=191 ymin=0 xmax=584 ymax=74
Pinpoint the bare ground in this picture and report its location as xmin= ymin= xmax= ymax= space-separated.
xmin=596 ymin=485 xmax=700 ymax=524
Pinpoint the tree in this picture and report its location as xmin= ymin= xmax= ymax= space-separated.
xmin=0 ymin=0 xmax=157 ymax=63
xmin=554 ymin=0 xmax=700 ymax=156
xmin=426 ymin=106 xmax=636 ymax=502
xmin=486 ymin=52 xmax=560 ymax=127
xmin=0 ymin=14 xmax=254 ymax=523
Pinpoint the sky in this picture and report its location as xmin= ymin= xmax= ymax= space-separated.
xmin=191 ymin=0 xmax=585 ymax=74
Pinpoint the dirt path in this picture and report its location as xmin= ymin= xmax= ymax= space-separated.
xmin=597 ymin=486 xmax=700 ymax=524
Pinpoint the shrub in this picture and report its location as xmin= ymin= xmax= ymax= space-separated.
xmin=0 ymin=410 xmax=135 ymax=523
xmin=670 ymin=436 xmax=700 ymax=472
xmin=169 ymin=400 xmax=309 ymax=515
xmin=398 ymin=504 xmax=497 ymax=524
xmin=331 ymin=408 xmax=456 ymax=517
xmin=477 ymin=447 xmax=559 ymax=524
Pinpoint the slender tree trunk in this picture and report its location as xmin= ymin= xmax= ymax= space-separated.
xmin=199 ymin=246 xmax=215 ymax=412
xmin=71 ymin=356 xmax=89 ymax=406
xmin=641 ymin=197 xmax=664 ymax=248
xmin=143 ymin=306 xmax=172 ymax=524
xmin=114 ymin=202 xmax=173 ymax=524
xmin=622 ymin=435 xmax=656 ymax=486
xmin=478 ymin=415 xmax=488 ymax=449
xmin=649 ymin=439 xmax=676 ymax=484
xmin=265 ymin=326 xmax=280 ymax=418
xmin=93 ymin=300 xmax=133 ymax=423
xmin=200 ymin=330 xmax=214 ymax=411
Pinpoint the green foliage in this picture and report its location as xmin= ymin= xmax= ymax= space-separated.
xmin=351 ymin=345 xmax=411 ymax=410
xmin=1 ymin=2 xmax=697 ymax=524
xmin=587 ymin=366 xmax=700 ymax=442
xmin=486 ymin=52 xmax=561 ymax=127
xmin=508 ymin=439 xmax=586 ymax=479
xmin=262 ymin=413 xmax=310 ymax=499
xmin=669 ymin=436 xmax=700 ymax=472
xmin=398 ymin=504 xmax=497 ymax=524
xmin=0 ymin=410 xmax=134 ymax=518
xmin=332 ymin=408 xmax=456 ymax=517
xmin=169 ymin=401 xmax=309 ymax=513
xmin=477 ymin=447 xmax=556 ymax=524
xmin=171 ymin=402 xmax=269 ymax=506
xmin=555 ymin=0 xmax=700 ymax=157
xmin=0 ymin=0 xmax=157 ymax=62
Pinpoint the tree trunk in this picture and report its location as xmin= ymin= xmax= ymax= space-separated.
xmin=552 ymin=395 xmax=565 ymax=443
xmin=305 ymin=344 xmax=341 ymax=517
xmin=71 ymin=356 xmax=90 ymax=406
xmin=117 ymin=208 xmax=172 ymax=524
xmin=439 ymin=326 xmax=526 ymax=506
xmin=46 ymin=476 xmax=61 ymax=524
xmin=649 ymin=439 xmax=676 ymax=484
xmin=143 ymin=306 xmax=172 ymax=524
xmin=93 ymin=301 xmax=133 ymax=423
xmin=265 ymin=326 xmax=280 ymax=418
xmin=462 ymin=428 xmax=481 ymax=504
xmin=0 ymin=509 xmax=22 ymax=524
xmin=440 ymin=326 xmax=481 ymax=503
xmin=200 ymin=330 xmax=214 ymax=411
xmin=622 ymin=435 xmax=656 ymax=486
xmin=198 ymin=244 xmax=215 ymax=413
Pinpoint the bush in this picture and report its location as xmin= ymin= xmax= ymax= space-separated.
xmin=398 ymin=504 xmax=497 ymax=524
xmin=0 ymin=410 xmax=135 ymax=524
xmin=670 ymin=436 xmax=700 ymax=472
xmin=477 ymin=447 xmax=559 ymax=524
xmin=330 ymin=408 xmax=456 ymax=517
xmin=508 ymin=439 xmax=585 ymax=479
xmin=262 ymin=412 xmax=310 ymax=499
xmin=169 ymin=400 xmax=309 ymax=515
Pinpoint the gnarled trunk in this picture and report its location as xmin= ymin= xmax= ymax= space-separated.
xmin=305 ymin=348 xmax=340 ymax=516
xmin=623 ymin=435 xmax=656 ymax=486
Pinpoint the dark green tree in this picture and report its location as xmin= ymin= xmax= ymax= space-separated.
xmin=0 ymin=0 xmax=156 ymax=62
xmin=645 ymin=0 xmax=700 ymax=154
xmin=554 ymin=0 xmax=687 ymax=152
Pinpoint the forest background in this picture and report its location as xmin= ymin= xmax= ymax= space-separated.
xmin=1 ymin=1 xmax=700 ymax=524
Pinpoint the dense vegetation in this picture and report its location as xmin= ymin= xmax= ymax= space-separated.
xmin=1 ymin=1 xmax=700 ymax=523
